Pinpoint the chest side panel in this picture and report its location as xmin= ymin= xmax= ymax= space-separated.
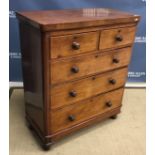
xmin=19 ymin=22 xmax=45 ymax=135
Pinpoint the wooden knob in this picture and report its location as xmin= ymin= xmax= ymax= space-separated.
xmin=72 ymin=42 xmax=80 ymax=50
xmin=109 ymin=79 xmax=116 ymax=85
xmin=113 ymin=58 xmax=120 ymax=63
xmin=106 ymin=101 xmax=112 ymax=107
xmin=68 ymin=115 xmax=75 ymax=121
xmin=69 ymin=90 xmax=77 ymax=97
xmin=115 ymin=35 xmax=123 ymax=42
xmin=71 ymin=66 xmax=79 ymax=73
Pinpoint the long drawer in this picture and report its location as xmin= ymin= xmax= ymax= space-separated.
xmin=51 ymin=88 xmax=124 ymax=133
xmin=51 ymin=67 xmax=127 ymax=109
xmin=50 ymin=47 xmax=131 ymax=85
xmin=50 ymin=31 xmax=99 ymax=59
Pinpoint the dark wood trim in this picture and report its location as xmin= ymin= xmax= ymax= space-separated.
xmin=26 ymin=114 xmax=53 ymax=150
xmin=41 ymin=32 xmax=51 ymax=137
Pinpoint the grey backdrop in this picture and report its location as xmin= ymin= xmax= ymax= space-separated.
xmin=9 ymin=0 xmax=146 ymax=82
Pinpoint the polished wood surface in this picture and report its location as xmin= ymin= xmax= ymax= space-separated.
xmin=51 ymin=68 xmax=127 ymax=109
xmin=100 ymin=26 xmax=136 ymax=50
xmin=19 ymin=22 xmax=45 ymax=133
xmin=50 ymin=31 xmax=99 ymax=59
xmin=50 ymin=47 xmax=131 ymax=84
xmin=50 ymin=23 xmax=136 ymax=36
xmin=17 ymin=8 xmax=140 ymax=150
xmin=51 ymin=107 xmax=121 ymax=141
xmin=17 ymin=8 xmax=140 ymax=31
xmin=51 ymin=88 xmax=124 ymax=133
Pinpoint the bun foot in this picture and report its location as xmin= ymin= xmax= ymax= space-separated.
xmin=27 ymin=123 xmax=33 ymax=130
xmin=110 ymin=115 xmax=117 ymax=119
xmin=42 ymin=144 xmax=51 ymax=151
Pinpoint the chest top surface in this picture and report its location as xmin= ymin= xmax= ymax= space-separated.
xmin=17 ymin=8 xmax=140 ymax=31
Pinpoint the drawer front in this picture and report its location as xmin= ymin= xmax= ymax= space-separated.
xmin=51 ymin=88 xmax=124 ymax=133
xmin=51 ymin=67 xmax=127 ymax=109
xmin=50 ymin=32 xmax=99 ymax=59
xmin=99 ymin=26 xmax=136 ymax=50
xmin=50 ymin=47 xmax=131 ymax=84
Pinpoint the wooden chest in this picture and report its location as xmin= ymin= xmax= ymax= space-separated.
xmin=17 ymin=8 xmax=140 ymax=150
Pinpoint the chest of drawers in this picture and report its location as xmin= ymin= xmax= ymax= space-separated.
xmin=17 ymin=8 xmax=140 ymax=150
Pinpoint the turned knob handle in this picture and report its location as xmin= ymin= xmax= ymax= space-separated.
xmin=69 ymin=90 xmax=77 ymax=97
xmin=71 ymin=66 xmax=79 ymax=73
xmin=113 ymin=58 xmax=120 ymax=63
xmin=106 ymin=101 xmax=113 ymax=107
xmin=109 ymin=79 xmax=116 ymax=85
xmin=68 ymin=115 xmax=75 ymax=121
xmin=72 ymin=42 xmax=80 ymax=50
xmin=115 ymin=35 xmax=123 ymax=42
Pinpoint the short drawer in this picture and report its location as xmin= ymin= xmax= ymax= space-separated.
xmin=99 ymin=26 xmax=136 ymax=50
xmin=50 ymin=31 xmax=99 ymax=59
xmin=51 ymin=88 xmax=124 ymax=133
xmin=51 ymin=67 xmax=127 ymax=109
xmin=50 ymin=47 xmax=131 ymax=84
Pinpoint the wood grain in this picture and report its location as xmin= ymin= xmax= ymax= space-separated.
xmin=50 ymin=23 xmax=136 ymax=36
xmin=16 ymin=8 xmax=140 ymax=31
xmin=19 ymin=21 xmax=45 ymax=133
xmin=50 ymin=107 xmax=121 ymax=141
xmin=100 ymin=26 xmax=136 ymax=50
xmin=50 ymin=47 xmax=132 ymax=84
xmin=50 ymin=31 xmax=99 ymax=59
xmin=51 ymin=88 xmax=124 ymax=133
xmin=51 ymin=67 xmax=128 ymax=109
xmin=17 ymin=9 xmax=140 ymax=149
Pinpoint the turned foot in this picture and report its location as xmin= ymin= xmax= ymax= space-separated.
xmin=27 ymin=123 xmax=33 ymax=130
xmin=110 ymin=115 xmax=117 ymax=119
xmin=42 ymin=144 xmax=51 ymax=151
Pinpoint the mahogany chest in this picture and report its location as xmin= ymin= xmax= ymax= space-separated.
xmin=17 ymin=8 xmax=140 ymax=150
